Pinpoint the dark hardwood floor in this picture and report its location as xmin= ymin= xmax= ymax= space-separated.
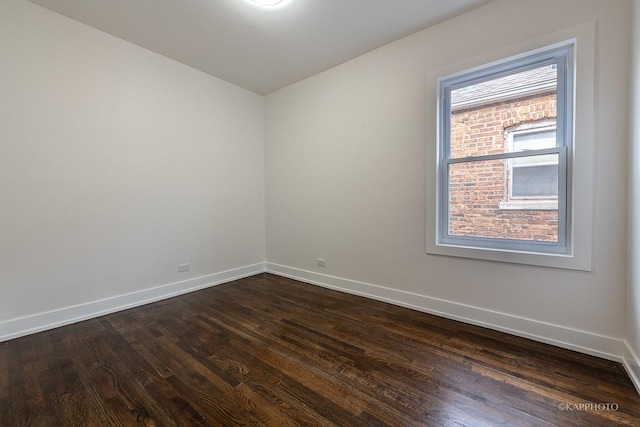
xmin=1 ymin=273 xmax=639 ymax=426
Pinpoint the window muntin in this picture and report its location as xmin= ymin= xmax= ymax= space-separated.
xmin=437 ymin=44 xmax=572 ymax=254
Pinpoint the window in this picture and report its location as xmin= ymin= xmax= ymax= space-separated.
xmin=511 ymin=129 xmax=558 ymax=199
xmin=500 ymin=123 xmax=558 ymax=210
xmin=426 ymin=24 xmax=595 ymax=271
xmin=436 ymin=44 xmax=573 ymax=255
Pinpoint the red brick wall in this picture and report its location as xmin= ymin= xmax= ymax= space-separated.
xmin=448 ymin=92 xmax=559 ymax=242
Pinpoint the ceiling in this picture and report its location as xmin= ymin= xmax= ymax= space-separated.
xmin=27 ymin=0 xmax=492 ymax=95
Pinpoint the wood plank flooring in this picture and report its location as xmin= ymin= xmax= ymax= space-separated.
xmin=1 ymin=273 xmax=639 ymax=426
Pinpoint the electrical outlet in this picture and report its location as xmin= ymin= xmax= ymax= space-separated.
xmin=317 ymin=259 xmax=326 ymax=267
xmin=178 ymin=263 xmax=190 ymax=272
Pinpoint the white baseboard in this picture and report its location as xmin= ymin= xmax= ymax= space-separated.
xmin=622 ymin=341 xmax=640 ymax=394
xmin=266 ymin=263 xmax=625 ymax=363
xmin=0 ymin=263 xmax=266 ymax=343
xmin=4 ymin=261 xmax=638 ymax=393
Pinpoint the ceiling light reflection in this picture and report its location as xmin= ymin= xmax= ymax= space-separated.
xmin=251 ymin=0 xmax=284 ymax=6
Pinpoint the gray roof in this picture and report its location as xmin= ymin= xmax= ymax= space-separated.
xmin=451 ymin=64 xmax=557 ymax=110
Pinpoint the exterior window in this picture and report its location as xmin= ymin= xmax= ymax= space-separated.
xmin=510 ymin=128 xmax=558 ymax=199
xmin=437 ymin=44 xmax=573 ymax=254
xmin=501 ymin=123 xmax=559 ymax=210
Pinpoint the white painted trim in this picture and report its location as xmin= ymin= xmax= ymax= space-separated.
xmin=622 ymin=341 xmax=640 ymax=394
xmin=0 ymin=263 xmax=266 ymax=343
xmin=266 ymin=262 xmax=625 ymax=363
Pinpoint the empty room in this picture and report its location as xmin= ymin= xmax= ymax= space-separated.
xmin=2 ymin=0 xmax=640 ymax=425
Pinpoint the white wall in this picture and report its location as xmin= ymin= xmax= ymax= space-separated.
xmin=266 ymin=0 xmax=632 ymax=359
xmin=627 ymin=0 xmax=640 ymax=386
xmin=0 ymin=0 xmax=265 ymax=339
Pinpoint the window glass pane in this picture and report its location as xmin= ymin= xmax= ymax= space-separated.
xmin=512 ymin=129 xmax=557 ymax=165
xmin=449 ymin=156 xmax=559 ymax=242
xmin=512 ymin=154 xmax=557 ymax=165
xmin=449 ymin=64 xmax=557 ymax=160
xmin=512 ymin=129 xmax=556 ymax=151
xmin=512 ymin=164 xmax=558 ymax=198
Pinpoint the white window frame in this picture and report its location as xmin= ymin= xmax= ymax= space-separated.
xmin=425 ymin=22 xmax=595 ymax=271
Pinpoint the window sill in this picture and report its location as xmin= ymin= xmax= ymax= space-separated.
xmin=499 ymin=200 xmax=558 ymax=210
xmin=427 ymin=241 xmax=590 ymax=271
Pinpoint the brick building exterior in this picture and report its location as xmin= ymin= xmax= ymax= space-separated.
xmin=448 ymin=91 xmax=559 ymax=242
